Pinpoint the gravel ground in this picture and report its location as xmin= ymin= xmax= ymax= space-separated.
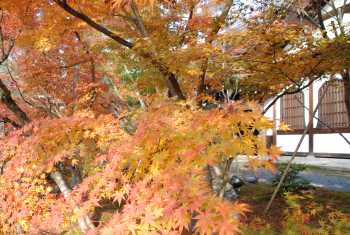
xmin=231 ymin=155 xmax=350 ymax=192
xmin=277 ymin=155 xmax=350 ymax=172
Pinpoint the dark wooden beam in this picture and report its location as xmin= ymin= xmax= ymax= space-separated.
xmin=315 ymin=153 xmax=350 ymax=159
xmin=282 ymin=152 xmax=350 ymax=159
xmin=278 ymin=127 xmax=350 ymax=135
xmin=282 ymin=151 xmax=308 ymax=157
xmin=309 ymin=83 xmax=314 ymax=153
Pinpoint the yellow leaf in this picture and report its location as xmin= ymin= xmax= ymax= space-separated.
xmin=72 ymin=159 xmax=79 ymax=166
xmin=279 ymin=122 xmax=291 ymax=131
xmin=34 ymin=37 xmax=52 ymax=52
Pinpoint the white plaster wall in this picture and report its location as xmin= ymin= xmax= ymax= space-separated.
xmin=303 ymin=86 xmax=310 ymax=125
xmin=314 ymin=134 xmax=350 ymax=153
xmin=264 ymin=99 xmax=274 ymax=120
xmin=277 ymin=135 xmax=309 ymax=152
xmin=312 ymin=78 xmax=326 ymax=128
xmin=263 ymin=99 xmax=275 ymax=136
xmin=275 ymin=98 xmax=281 ymax=127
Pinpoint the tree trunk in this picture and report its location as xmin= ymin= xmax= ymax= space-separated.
xmin=167 ymin=74 xmax=186 ymax=99
xmin=0 ymin=79 xmax=30 ymax=127
xmin=144 ymin=52 xmax=185 ymax=99
xmin=50 ymin=171 xmax=95 ymax=234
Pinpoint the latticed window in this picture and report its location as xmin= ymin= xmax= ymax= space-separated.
xmin=317 ymin=80 xmax=350 ymax=128
xmin=280 ymin=92 xmax=305 ymax=130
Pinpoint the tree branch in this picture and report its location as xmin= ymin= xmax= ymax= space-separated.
xmin=312 ymin=0 xmax=329 ymax=38
xmin=0 ymin=116 xmax=20 ymax=128
xmin=262 ymin=57 xmax=324 ymax=115
xmin=53 ymin=0 xmax=134 ymax=48
xmin=262 ymin=78 xmax=315 ymax=115
xmin=178 ymin=3 xmax=195 ymax=46
xmin=53 ymin=0 xmax=186 ymax=99
xmin=130 ymin=0 xmax=148 ymax=37
xmin=198 ymin=0 xmax=233 ymax=94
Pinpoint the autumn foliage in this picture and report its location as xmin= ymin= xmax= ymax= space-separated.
xmin=0 ymin=100 xmax=280 ymax=234
xmin=0 ymin=0 xmax=350 ymax=234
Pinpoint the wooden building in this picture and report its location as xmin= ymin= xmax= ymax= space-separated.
xmin=265 ymin=79 xmax=350 ymax=158
xmin=265 ymin=0 xmax=350 ymax=158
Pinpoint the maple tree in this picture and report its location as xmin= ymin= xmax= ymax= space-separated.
xmin=0 ymin=0 xmax=350 ymax=234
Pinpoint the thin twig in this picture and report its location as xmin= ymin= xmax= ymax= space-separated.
xmin=6 ymin=65 xmax=33 ymax=107
xmin=6 ymin=65 xmax=60 ymax=118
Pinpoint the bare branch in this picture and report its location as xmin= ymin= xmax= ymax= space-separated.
xmin=329 ymin=0 xmax=345 ymax=35
xmin=0 ymin=8 xmax=5 ymax=58
xmin=59 ymin=59 xmax=91 ymax=69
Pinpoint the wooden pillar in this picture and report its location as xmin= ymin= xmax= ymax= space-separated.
xmin=309 ymin=82 xmax=314 ymax=153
